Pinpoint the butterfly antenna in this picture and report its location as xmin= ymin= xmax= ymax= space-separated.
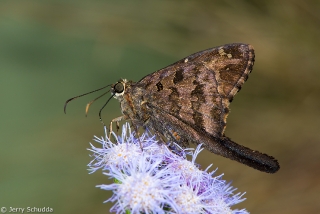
xmin=99 ymin=94 xmax=115 ymax=126
xmin=64 ymin=84 xmax=112 ymax=114
xmin=85 ymin=90 xmax=110 ymax=116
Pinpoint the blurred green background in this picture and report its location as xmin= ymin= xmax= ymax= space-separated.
xmin=1 ymin=1 xmax=319 ymax=213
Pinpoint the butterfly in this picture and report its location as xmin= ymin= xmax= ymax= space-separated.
xmin=65 ymin=43 xmax=280 ymax=173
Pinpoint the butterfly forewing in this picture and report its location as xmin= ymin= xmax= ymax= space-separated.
xmin=137 ymin=43 xmax=254 ymax=137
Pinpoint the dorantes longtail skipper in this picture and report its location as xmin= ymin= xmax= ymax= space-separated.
xmin=65 ymin=43 xmax=280 ymax=173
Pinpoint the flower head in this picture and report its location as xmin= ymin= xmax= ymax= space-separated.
xmin=98 ymin=154 xmax=181 ymax=214
xmin=88 ymin=123 xmax=249 ymax=214
xmin=88 ymin=123 xmax=160 ymax=173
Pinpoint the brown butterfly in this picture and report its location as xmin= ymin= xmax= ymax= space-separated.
xmin=65 ymin=43 xmax=280 ymax=173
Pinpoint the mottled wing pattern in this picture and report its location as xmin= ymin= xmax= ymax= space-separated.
xmin=137 ymin=43 xmax=254 ymax=137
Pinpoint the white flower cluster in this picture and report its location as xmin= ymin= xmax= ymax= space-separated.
xmin=88 ymin=123 xmax=249 ymax=214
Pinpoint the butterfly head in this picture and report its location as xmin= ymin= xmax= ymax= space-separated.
xmin=111 ymin=79 xmax=129 ymax=100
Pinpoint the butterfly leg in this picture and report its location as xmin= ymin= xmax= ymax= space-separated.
xmin=128 ymin=121 xmax=145 ymax=151
xmin=141 ymin=116 xmax=168 ymax=149
xmin=108 ymin=116 xmax=125 ymax=139
xmin=153 ymin=130 xmax=167 ymax=144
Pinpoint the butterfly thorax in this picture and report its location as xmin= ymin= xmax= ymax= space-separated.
xmin=112 ymin=79 xmax=148 ymax=128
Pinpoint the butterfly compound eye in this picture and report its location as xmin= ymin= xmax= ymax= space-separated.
xmin=114 ymin=82 xmax=124 ymax=93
